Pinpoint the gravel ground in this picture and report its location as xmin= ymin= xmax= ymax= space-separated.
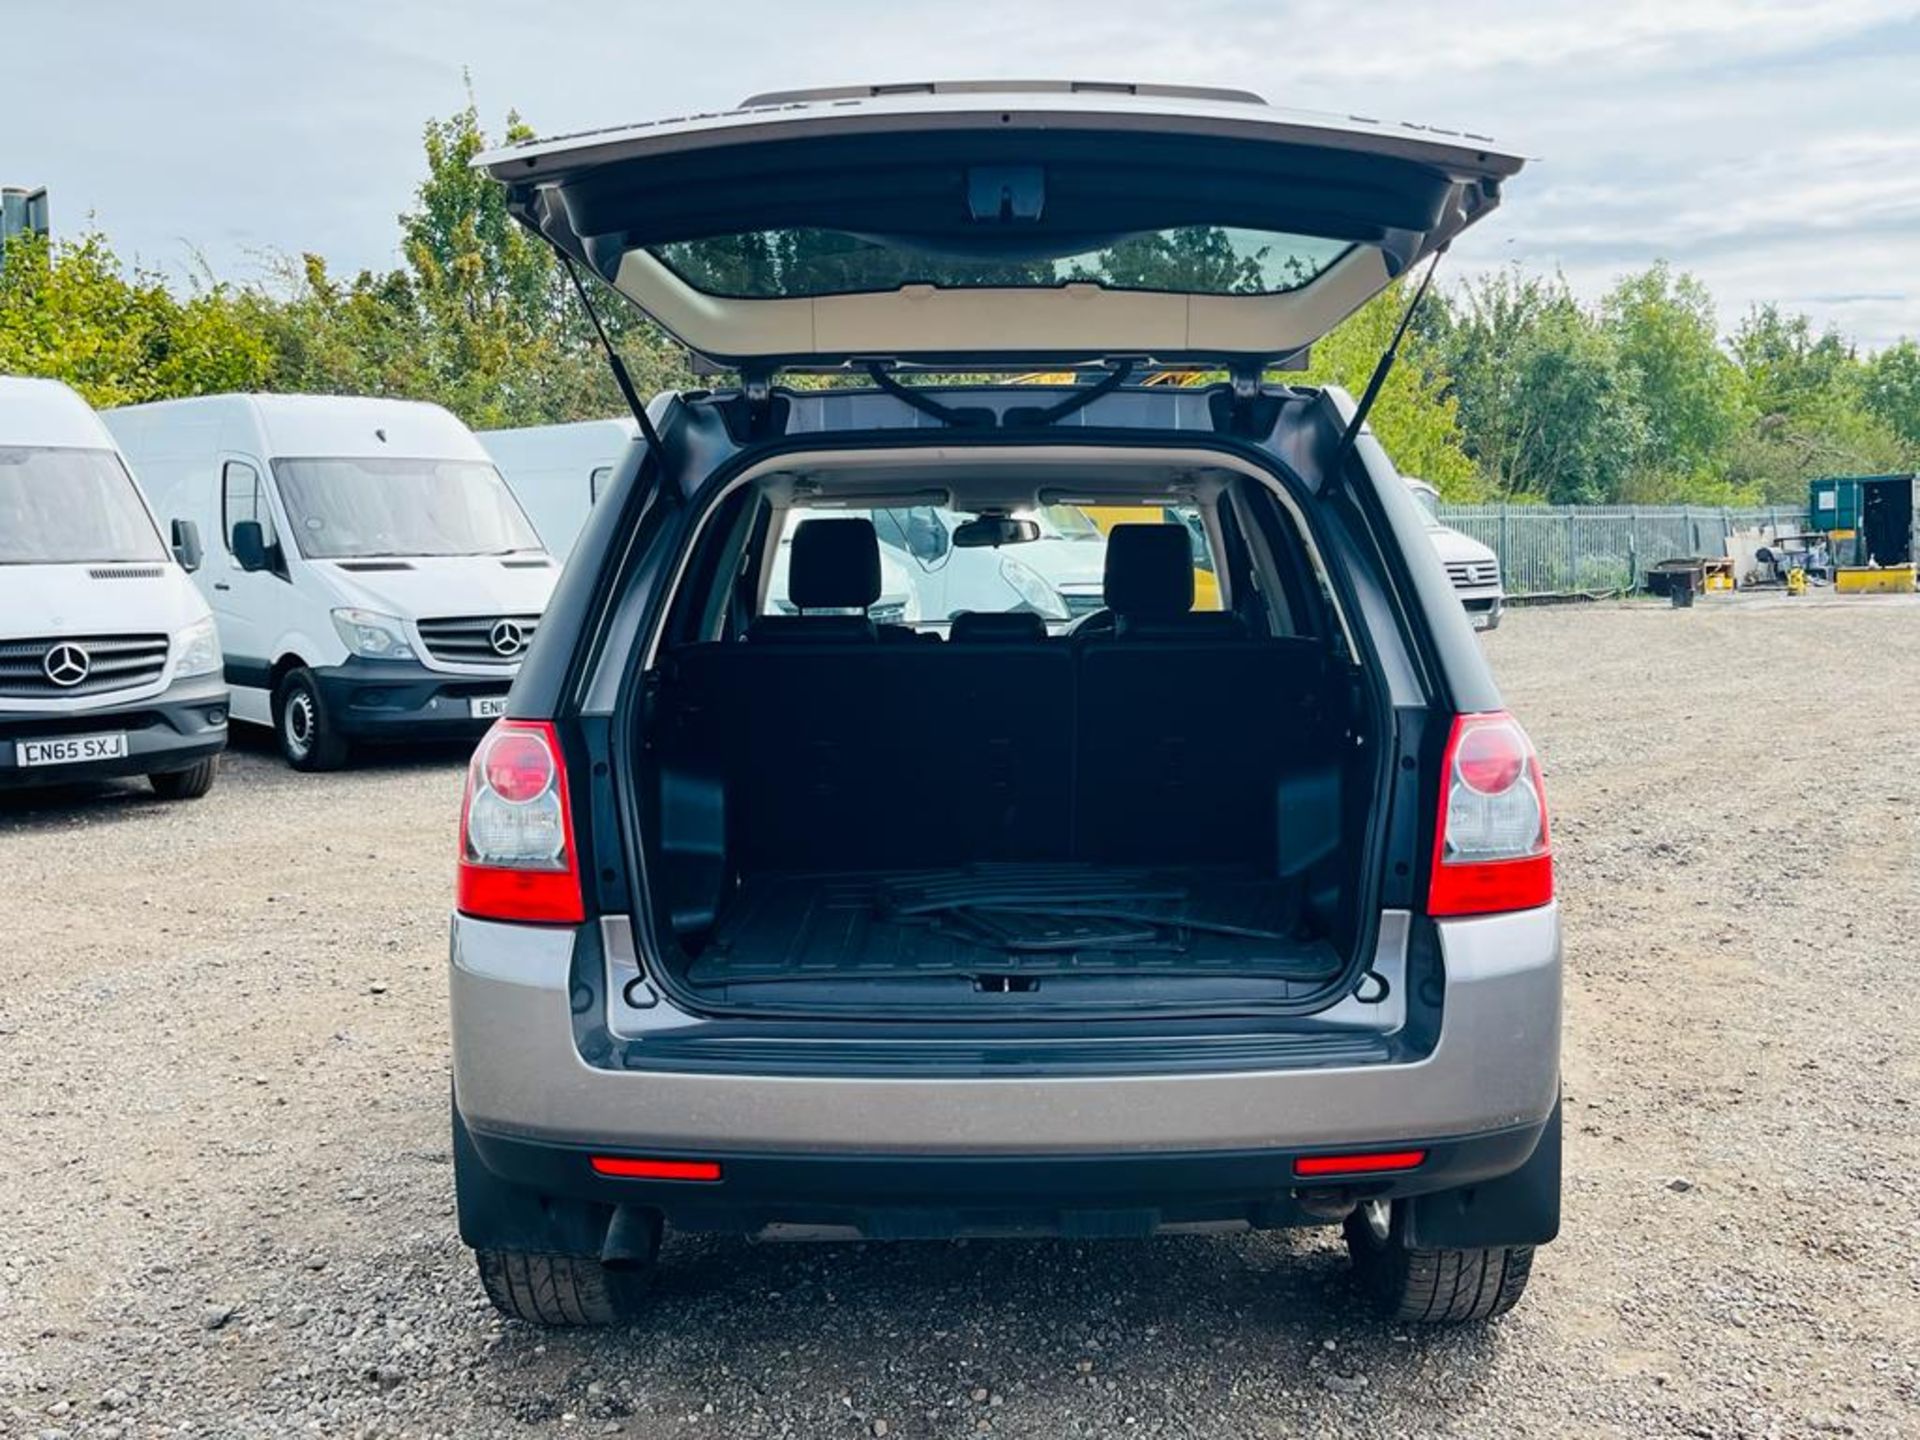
xmin=2 ymin=596 xmax=1917 ymax=1439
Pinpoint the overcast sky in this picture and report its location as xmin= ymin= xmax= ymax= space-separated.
xmin=12 ymin=0 xmax=1920 ymax=349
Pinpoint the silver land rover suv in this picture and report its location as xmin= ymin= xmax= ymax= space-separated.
xmin=450 ymin=81 xmax=1560 ymax=1327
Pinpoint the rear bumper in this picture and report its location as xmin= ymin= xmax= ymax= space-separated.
xmin=449 ymin=904 xmax=1562 ymax=1158
xmin=310 ymin=658 xmax=512 ymax=741
xmin=0 ymin=675 xmax=228 ymax=787
xmin=461 ymin=1112 xmax=1552 ymax=1240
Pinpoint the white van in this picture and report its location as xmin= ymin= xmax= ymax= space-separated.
xmin=1406 ymin=479 xmax=1505 ymax=630
xmin=1 ymin=377 xmax=227 ymax=799
xmin=480 ymin=417 xmax=640 ymax=559
xmin=105 ymin=394 xmax=559 ymax=770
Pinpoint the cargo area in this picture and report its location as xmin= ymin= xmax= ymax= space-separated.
xmin=625 ymin=454 xmax=1382 ymax=1019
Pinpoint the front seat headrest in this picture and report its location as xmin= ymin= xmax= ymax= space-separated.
xmin=789 ymin=517 xmax=882 ymax=611
xmin=1102 ymin=524 xmax=1194 ymax=620
xmin=949 ymin=610 xmax=1048 ymax=643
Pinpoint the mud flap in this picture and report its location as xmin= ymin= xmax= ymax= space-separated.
xmin=453 ymin=1100 xmax=613 ymax=1257
xmin=1403 ymin=1099 xmax=1561 ymax=1250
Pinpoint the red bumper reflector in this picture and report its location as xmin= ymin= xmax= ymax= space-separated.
xmin=1293 ymin=1149 xmax=1427 ymax=1178
xmin=590 ymin=1156 xmax=722 ymax=1182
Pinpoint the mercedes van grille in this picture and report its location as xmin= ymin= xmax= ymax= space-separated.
xmin=0 ymin=634 xmax=171 ymax=698
xmin=417 ymin=614 xmax=541 ymax=665
xmin=1445 ymin=559 xmax=1500 ymax=590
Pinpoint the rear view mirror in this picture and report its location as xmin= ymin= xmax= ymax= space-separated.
xmin=952 ymin=516 xmax=1040 ymax=549
xmin=231 ymin=519 xmax=270 ymax=572
xmin=170 ymin=518 xmax=203 ymax=573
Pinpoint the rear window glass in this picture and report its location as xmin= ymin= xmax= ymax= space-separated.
xmin=763 ymin=504 xmax=1222 ymax=631
xmin=654 ymin=227 xmax=1350 ymax=300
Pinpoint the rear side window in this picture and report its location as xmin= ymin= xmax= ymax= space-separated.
xmin=221 ymin=460 xmax=277 ymax=555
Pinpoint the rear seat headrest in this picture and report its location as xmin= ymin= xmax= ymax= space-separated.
xmin=949 ymin=610 xmax=1049 ymax=644
xmin=1103 ymin=524 xmax=1194 ymax=620
xmin=789 ymin=517 xmax=882 ymax=610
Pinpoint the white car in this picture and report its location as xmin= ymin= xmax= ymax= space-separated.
xmin=0 ymin=377 xmax=228 ymax=799
xmin=107 ymin=394 xmax=559 ymax=769
xmin=1406 ymin=479 xmax=1504 ymax=630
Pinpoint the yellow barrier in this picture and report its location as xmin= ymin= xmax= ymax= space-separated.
xmin=1835 ymin=565 xmax=1916 ymax=594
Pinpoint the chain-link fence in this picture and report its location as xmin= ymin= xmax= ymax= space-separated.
xmin=1432 ymin=504 xmax=1808 ymax=598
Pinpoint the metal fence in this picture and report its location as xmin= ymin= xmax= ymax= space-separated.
xmin=1432 ymin=504 xmax=1809 ymax=598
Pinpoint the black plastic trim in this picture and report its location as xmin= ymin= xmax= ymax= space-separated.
xmin=1404 ymin=1098 xmax=1560 ymax=1248
xmin=456 ymin=1107 xmax=1551 ymax=1244
xmin=308 ymin=658 xmax=510 ymax=740
xmin=0 ymin=673 xmax=228 ymax=785
xmin=223 ymin=655 xmax=274 ymax=690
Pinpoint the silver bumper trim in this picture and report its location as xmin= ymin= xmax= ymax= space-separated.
xmin=449 ymin=904 xmax=1560 ymax=1157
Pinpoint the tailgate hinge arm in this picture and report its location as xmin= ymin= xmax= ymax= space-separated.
xmin=561 ymin=254 xmax=668 ymax=457
xmin=1330 ymin=246 xmax=1447 ymax=476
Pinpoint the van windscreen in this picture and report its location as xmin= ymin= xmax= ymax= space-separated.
xmin=272 ymin=457 xmax=543 ymax=560
xmin=0 ymin=447 xmax=167 ymax=565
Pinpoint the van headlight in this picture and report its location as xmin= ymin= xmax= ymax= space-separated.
xmin=174 ymin=615 xmax=223 ymax=678
xmin=331 ymin=608 xmax=415 ymax=659
xmin=998 ymin=556 xmax=1069 ymax=620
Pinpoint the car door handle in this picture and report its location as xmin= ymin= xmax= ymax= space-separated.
xmin=213 ymin=581 xmax=231 ymax=591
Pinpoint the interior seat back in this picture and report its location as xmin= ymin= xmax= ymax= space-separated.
xmin=750 ymin=517 xmax=883 ymax=644
xmin=1090 ymin=523 xmax=1248 ymax=641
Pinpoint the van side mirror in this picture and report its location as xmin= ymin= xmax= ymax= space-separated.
xmin=170 ymin=518 xmax=203 ymax=573
xmin=231 ymin=519 xmax=270 ymax=573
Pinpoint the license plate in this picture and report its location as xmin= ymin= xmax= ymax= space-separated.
xmin=16 ymin=732 xmax=130 ymax=767
xmin=1471 ymin=611 xmax=1495 ymax=631
xmin=470 ymin=695 xmax=509 ymax=719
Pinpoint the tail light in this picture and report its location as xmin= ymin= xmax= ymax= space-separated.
xmin=457 ymin=719 xmax=584 ymax=924
xmin=1427 ymin=711 xmax=1553 ymax=917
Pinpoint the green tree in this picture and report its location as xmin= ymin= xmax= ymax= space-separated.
xmin=1299 ymin=281 xmax=1479 ymax=496
xmin=395 ymin=98 xmax=690 ymax=425
xmin=1725 ymin=306 xmax=1906 ymax=500
xmin=0 ymin=231 xmax=271 ymax=406
xmin=1600 ymin=263 xmax=1745 ymax=494
xmin=1434 ymin=269 xmax=1648 ymax=503
xmin=1862 ymin=339 xmax=1920 ymax=453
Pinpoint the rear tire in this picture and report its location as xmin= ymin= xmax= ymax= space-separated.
xmin=149 ymin=757 xmax=217 ymax=799
xmin=274 ymin=668 xmax=350 ymax=771
xmin=1344 ymin=1200 xmax=1534 ymax=1324
xmin=475 ymin=1249 xmax=653 ymax=1326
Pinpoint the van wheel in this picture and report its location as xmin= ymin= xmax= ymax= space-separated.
xmin=149 ymin=757 xmax=217 ymax=800
xmin=475 ymin=1249 xmax=653 ymax=1326
xmin=1343 ymin=1200 xmax=1534 ymax=1324
xmin=275 ymin=668 xmax=350 ymax=771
